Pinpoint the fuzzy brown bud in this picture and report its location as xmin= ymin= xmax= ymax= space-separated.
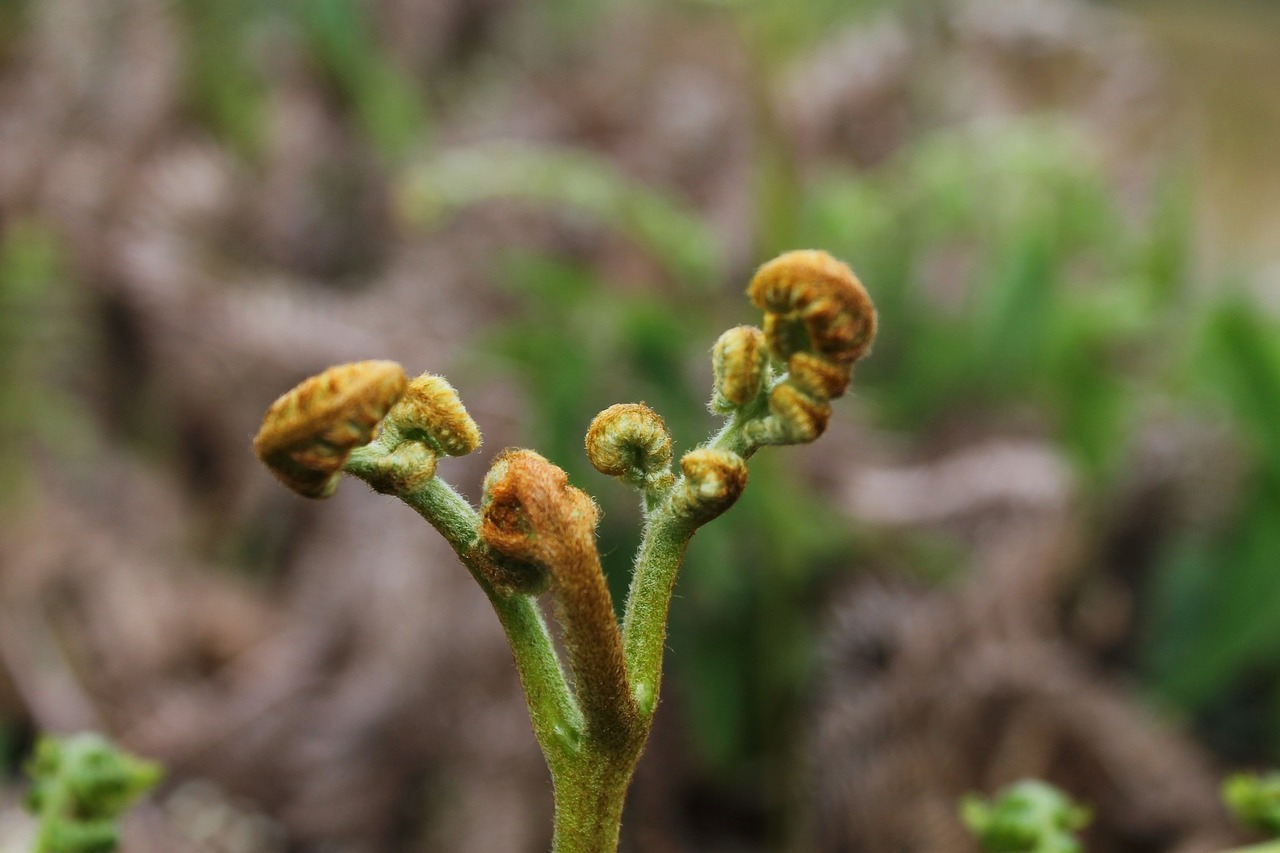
xmin=481 ymin=450 xmax=634 ymax=740
xmin=386 ymin=373 xmax=481 ymax=456
xmin=786 ymin=352 xmax=851 ymax=400
xmin=711 ymin=326 xmax=767 ymax=412
xmin=585 ymin=403 xmax=675 ymax=493
xmin=766 ymin=383 xmax=831 ymax=443
xmin=670 ymin=448 xmax=748 ymax=524
xmin=481 ymin=450 xmax=599 ymax=576
xmin=253 ymin=361 xmax=407 ymax=498
xmin=748 ymin=250 xmax=876 ymax=365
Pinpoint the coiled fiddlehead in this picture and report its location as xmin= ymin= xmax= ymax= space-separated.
xmin=253 ymin=360 xmax=408 ymax=498
xmin=740 ymin=250 xmax=876 ymax=447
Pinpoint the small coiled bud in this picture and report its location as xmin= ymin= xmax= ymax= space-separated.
xmin=786 ymin=352 xmax=850 ymax=400
xmin=585 ymin=403 xmax=675 ymax=493
xmin=670 ymin=448 xmax=748 ymax=524
xmin=748 ymin=250 xmax=876 ymax=366
xmin=386 ymin=373 xmax=481 ymax=456
xmin=762 ymin=384 xmax=831 ymax=444
xmin=253 ymin=360 xmax=408 ymax=498
xmin=711 ymin=326 xmax=767 ymax=412
xmin=357 ymin=441 xmax=439 ymax=496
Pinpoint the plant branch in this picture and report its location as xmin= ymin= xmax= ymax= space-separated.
xmin=550 ymin=746 xmax=635 ymax=853
xmin=620 ymin=509 xmax=694 ymax=718
xmin=620 ymin=406 xmax=761 ymax=717
xmin=547 ymin=543 xmax=637 ymax=748
xmin=346 ymin=450 xmax=583 ymax=762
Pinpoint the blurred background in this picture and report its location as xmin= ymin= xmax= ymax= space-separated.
xmin=1 ymin=0 xmax=1280 ymax=850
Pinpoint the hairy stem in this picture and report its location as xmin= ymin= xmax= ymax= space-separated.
xmin=347 ymin=448 xmax=649 ymax=849
xmin=621 ymin=510 xmax=693 ymax=718
xmin=621 ymin=405 xmax=761 ymax=717
xmin=550 ymin=545 xmax=637 ymax=748
xmin=345 ymin=452 xmax=583 ymax=762
xmin=550 ymin=746 xmax=639 ymax=853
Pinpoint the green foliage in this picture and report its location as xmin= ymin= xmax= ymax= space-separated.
xmin=172 ymin=0 xmax=272 ymax=156
xmin=961 ymin=780 xmax=1092 ymax=853
xmin=685 ymin=0 xmax=910 ymax=63
xmin=0 ymin=219 xmax=85 ymax=500
xmin=172 ymin=0 xmax=428 ymax=160
xmin=801 ymin=119 xmax=1171 ymax=474
xmin=25 ymin=733 xmax=163 ymax=853
xmin=0 ymin=0 xmax=34 ymax=63
xmin=1142 ymin=479 xmax=1280 ymax=719
xmin=293 ymin=0 xmax=430 ymax=160
xmin=400 ymin=146 xmax=721 ymax=287
xmin=1141 ymin=300 xmax=1280 ymax=742
xmin=1226 ymin=771 xmax=1280 ymax=838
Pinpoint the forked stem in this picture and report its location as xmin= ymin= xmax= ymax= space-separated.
xmin=254 ymin=250 xmax=878 ymax=853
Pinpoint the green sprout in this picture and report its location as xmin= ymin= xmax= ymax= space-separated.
xmin=25 ymin=733 xmax=162 ymax=853
xmin=251 ymin=250 xmax=876 ymax=852
xmin=1225 ymin=772 xmax=1280 ymax=850
xmin=961 ymin=780 xmax=1092 ymax=853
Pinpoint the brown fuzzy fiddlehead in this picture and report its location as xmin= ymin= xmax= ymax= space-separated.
xmin=389 ymin=373 xmax=482 ymax=457
xmin=481 ymin=450 xmax=636 ymax=744
xmin=711 ymin=325 xmax=769 ymax=413
xmin=585 ymin=403 xmax=675 ymax=497
xmin=253 ymin=360 xmax=408 ymax=498
xmin=355 ymin=373 xmax=483 ymax=495
xmin=749 ymin=249 xmax=876 ymax=365
xmin=670 ymin=448 xmax=748 ymax=525
xmin=742 ymin=250 xmax=877 ymax=446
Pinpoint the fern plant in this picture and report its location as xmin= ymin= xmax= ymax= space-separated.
xmin=963 ymin=774 xmax=1280 ymax=853
xmin=251 ymin=250 xmax=876 ymax=851
xmin=1224 ymin=772 xmax=1280 ymax=852
xmin=962 ymin=780 xmax=1092 ymax=853
xmin=25 ymin=733 xmax=161 ymax=853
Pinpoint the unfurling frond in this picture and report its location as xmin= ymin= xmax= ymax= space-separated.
xmin=670 ymin=448 xmax=748 ymax=524
xmin=748 ymin=249 xmax=876 ymax=366
xmin=253 ymin=360 xmax=407 ymax=498
xmin=585 ymin=403 xmax=675 ymax=494
xmin=387 ymin=373 xmax=482 ymax=457
xmin=740 ymin=251 xmax=876 ymax=446
xmin=711 ymin=325 xmax=768 ymax=412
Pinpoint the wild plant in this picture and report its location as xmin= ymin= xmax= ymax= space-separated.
xmin=24 ymin=733 xmax=161 ymax=853
xmin=964 ymin=775 xmax=1280 ymax=853
xmin=252 ymin=250 xmax=876 ymax=851
xmin=1225 ymin=772 xmax=1280 ymax=852
xmin=962 ymin=780 xmax=1092 ymax=853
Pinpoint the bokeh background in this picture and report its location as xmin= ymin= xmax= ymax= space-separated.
xmin=2 ymin=0 xmax=1280 ymax=850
